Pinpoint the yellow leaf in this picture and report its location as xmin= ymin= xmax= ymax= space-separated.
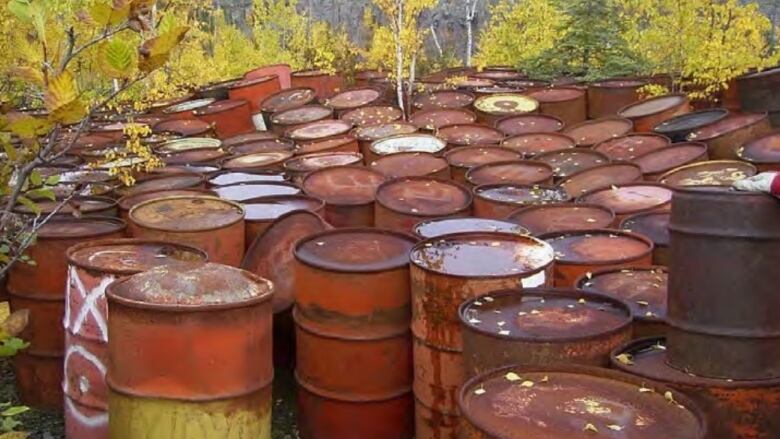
xmin=0 ymin=302 xmax=10 ymax=323
xmin=51 ymin=99 xmax=87 ymax=125
xmin=607 ymin=424 xmax=624 ymax=431
xmin=138 ymin=26 xmax=189 ymax=73
xmin=0 ymin=432 xmax=30 ymax=439
xmin=45 ymin=72 xmax=79 ymax=114
xmin=90 ymin=1 xmax=130 ymax=26
xmin=9 ymin=67 xmax=44 ymax=86
xmin=9 ymin=116 xmax=52 ymax=139
xmin=520 ymin=380 xmax=534 ymax=388
xmin=615 ymin=353 xmax=634 ymax=366
xmin=0 ymin=309 xmax=28 ymax=338
xmin=504 ymin=372 xmax=521 ymax=382
xmin=583 ymin=423 xmax=598 ymax=433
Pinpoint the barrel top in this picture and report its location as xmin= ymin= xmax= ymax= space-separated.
xmin=535 ymin=149 xmax=609 ymax=178
xmin=502 ymin=132 xmax=575 ymax=156
xmin=153 ymin=119 xmax=211 ymax=137
xmin=302 ymin=166 xmax=385 ymax=205
xmin=67 ymin=239 xmax=208 ymax=275
xmin=594 ymin=134 xmax=670 ymax=161
xmin=653 ymin=109 xmax=729 ymax=136
xmin=542 ymin=229 xmax=653 ymax=264
xmin=659 ymin=160 xmax=756 ymax=187
xmin=687 ymin=112 xmax=767 ymax=142
xmin=738 ymin=131 xmax=780 ymax=163
xmin=414 ymin=217 xmax=528 ymax=239
xmin=632 ymin=143 xmax=708 ymax=175
xmin=577 ymin=184 xmax=673 ymax=215
xmin=340 ymin=105 xmax=403 ymax=126
xmin=618 ymin=94 xmax=688 ymax=118
xmin=222 ymin=151 xmax=293 ymax=170
xmin=354 ymin=122 xmax=418 ymax=141
xmin=207 ymin=171 xmax=286 ymax=187
xmin=467 ymin=160 xmax=554 ymax=186
xmin=376 ymin=177 xmax=472 ymax=216
xmin=495 ymin=114 xmax=565 ymax=136
xmin=163 ymin=98 xmax=215 ymax=114
xmin=38 ymin=217 xmax=126 ymax=239
xmin=260 ymin=87 xmax=316 ymax=113
xmin=437 ymin=123 xmax=505 ymax=146
xmin=559 ymin=163 xmax=643 ymax=198
xmin=563 ymin=117 xmax=633 ymax=147
xmin=527 ymin=87 xmax=584 ymax=102
xmin=124 ymin=174 xmax=206 ymax=198
xmin=412 ymin=90 xmax=475 ymax=110
xmin=118 ymin=189 xmax=214 ymax=211
xmin=194 ymin=99 xmax=248 ymax=115
xmin=285 ymin=152 xmax=363 ymax=172
xmin=578 ymin=266 xmax=667 ymax=322
xmin=370 ymin=152 xmax=449 ymax=178
xmin=507 ymin=203 xmax=615 ymax=235
xmin=371 ymin=133 xmax=446 ymax=155
xmin=295 ymin=228 xmax=417 ymax=273
xmin=213 ymin=182 xmax=300 ymax=203
xmin=130 ymin=195 xmax=245 ymax=232
xmin=243 ymin=195 xmax=323 ymax=221
xmin=222 ymin=131 xmax=278 ymax=148
xmin=473 ymin=93 xmax=539 ymax=115
xmin=287 ymin=119 xmax=353 ymax=141
xmin=475 ymin=184 xmax=569 ymax=205
xmin=445 ymin=146 xmax=522 ymax=168
xmin=326 ymin=88 xmax=381 ymax=109
xmin=409 ymin=108 xmax=477 ymax=130
xmin=271 ymin=105 xmax=332 ymax=125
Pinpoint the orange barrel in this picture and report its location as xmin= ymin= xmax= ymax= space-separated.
xmin=160 ymin=98 xmax=216 ymax=121
xmin=212 ymin=182 xmax=300 ymax=203
xmin=8 ymin=217 xmax=126 ymax=410
xmin=413 ymin=218 xmax=528 ymax=239
xmin=459 ymin=288 xmax=632 ymax=377
xmin=558 ymin=162 xmax=643 ymax=198
xmin=64 ymin=239 xmax=207 ymax=439
xmin=354 ymin=122 xmax=418 ymax=158
xmin=527 ymin=87 xmax=587 ymax=126
xmin=576 ymin=182 xmax=673 ymax=226
xmin=501 ymin=132 xmax=575 ymax=158
xmin=117 ymin=188 xmax=216 ymax=222
xmin=106 ymin=263 xmax=274 ymax=439
xmin=459 ymin=364 xmax=707 ymax=439
xmin=465 ymin=160 xmax=554 ymax=187
xmin=287 ymin=120 xmax=353 ymax=145
xmin=532 ymin=149 xmax=610 ymax=183
xmin=128 ymin=195 xmax=246 ymax=266
xmin=291 ymin=69 xmax=344 ymax=99
xmin=436 ymin=124 xmax=505 ymax=149
xmin=620 ymin=211 xmax=670 ymax=266
xmin=444 ymin=147 xmax=522 ymax=184
xmin=270 ymin=105 xmax=334 ymax=136
xmin=411 ymin=90 xmax=475 ymax=112
xmin=562 ymin=116 xmax=633 ymax=148
xmin=409 ymin=232 xmax=555 ymax=439
xmin=194 ymin=99 xmax=255 ymax=139
xmin=222 ymin=151 xmax=293 ymax=173
xmin=618 ymin=94 xmax=692 ymax=132
xmin=245 ymin=64 xmax=292 ymax=88
xmin=259 ymin=87 xmax=317 ymax=123
xmin=593 ymin=133 xmax=670 ymax=161
xmin=506 ymin=203 xmax=615 ymax=235
xmin=207 ymin=170 xmax=288 ymax=187
xmin=658 ymin=160 xmax=757 ymax=188
xmin=228 ymin=76 xmax=282 ymax=112
xmin=633 ymin=142 xmax=709 ymax=181
xmin=473 ymin=184 xmax=569 ymax=220
xmin=494 ymin=114 xmax=564 ymax=136
xmin=738 ymin=131 xmax=780 ymax=172
xmin=540 ymin=229 xmax=654 ymax=287
xmin=294 ymin=229 xmax=418 ymax=439
xmin=293 ymin=135 xmax=360 ymax=157
xmin=587 ymin=78 xmax=647 ymax=118
xmin=577 ymin=266 xmax=668 ymax=338
xmin=473 ymin=94 xmax=540 ymax=125
xmin=340 ymin=105 xmax=402 ymax=127
xmin=302 ymin=166 xmax=385 ymax=227
xmin=285 ymin=152 xmax=363 ymax=185
xmin=686 ymin=112 xmax=771 ymax=160
xmin=326 ymin=87 xmax=384 ymax=114
xmin=242 ymin=195 xmax=325 ymax=249
xmin=370 ymin=152 xmax=451 ymax=180
xmin=153 ymin=119 xmax=214 ymax=137
xmin=368 ymin=134 xmax=447 ymax=165
xmin=13 ymin=196 xmax=118 ymax=219
xmin=374 ymin=177 xmax=472 ymax=233
xmin=409 ymin=108 xmax=477 ymax=132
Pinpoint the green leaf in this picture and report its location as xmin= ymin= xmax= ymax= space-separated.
xmin=8 ymin=116 xmax=51 ymax=140
xmin=44 ymin=175 xmax=59 ymax=186
xmin=16 ymin=196 xmax=40 ymax=215
xmin=0 ymin=337 xmax=29 ymax=358
xmin=1 ymin=406 xmax=29 ymax=417
xmin=2 ymin=144 xmax=16 ymax=162
xmin=157 ymin=13 xmax=176 ymax=35
xmin=26 ymin=188 xmax=54 ymax=201
xmin=98 ymin=38 xmax=135 ymax=79
xmin=138 ymin=26 xmax=189 ymax=72
xmin=28 ymin=170 xmax=41 ymax=187
xmin=7 ymin=0 xmax=32 ymax=23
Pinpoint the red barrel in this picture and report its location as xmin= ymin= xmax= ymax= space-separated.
xmin=291 ymin=69 xmax=344 ymax=99
xmin=245 ymin=63 xmax=292 ymax=88
xmin=587 ymin=78 xmax=647 ymax=118
xmin=194 ymin=100 xmax=254 ymax=139
xmin=576 ymin=183 xmax=673 ymax=225
xmin=506 ymin=202 xmax=615 ymax=235
xmin=501 ymin=132 xmax=575 ymax=158
xmin=562 ymin=116 xmax=633 ymax=148
xmin=444 ymin=147 xmax=522 ymax=183
xmin=375 ymin=177 xmax=472 ymax=233
xmin=409 ymin=108 xmax=477 ymax=132
xmin=117 ymin=188 xmax=217 ymax=222
xmin=222 ymin=151 xmax=293 ymax=172
xmin=370 ymin=152 xmax=450 ymax=180
xmin=686 ymin=112 xmax=771 ymax=160
xmin=465 ymin=160 xmax=554 ymax=187
xmin=153 ymin=119 xmax=213 ymax=137
xmin=594 ymin=133 xmax=670 ymax=161
xmin=536 ymin=149 xmax=612 ymax=183
xmin=301 ymin=166 xmax=385 ymax=227
xmin=473 ymin=184 xmax=569 ymax=219
xmin=228 ymin=76 xmax=282 ymax=112
xmin=632 ymin=142 xmax=709 ymax=181
xmin=340 ymin=105 xmax=402 ymax=127
xmin=618 ymin=94 xmax=692 ymax=132
xmin=494 ymin=114 xmax=564 ymax=136
xmin=527 ymin=87 xmax=587 ymax=126
xmin=558 ymin=162 xmax=643 ymax=198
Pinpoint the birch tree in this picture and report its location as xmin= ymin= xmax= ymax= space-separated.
xmin=464 ymin=0 xmax=479 ymax=67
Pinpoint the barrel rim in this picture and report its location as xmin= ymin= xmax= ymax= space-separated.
xmin=270 ymin=104 xmax=334 ymax=126
xmin=501 ymin=131 xmax=576 ymax=154
xmin=444 ymin=145 xmax=523 ymax=169
xmin=32 ymin=215 xmax=127 ymax=240
xmin=118 ymin=188 xmax=217 ymax=211
xmin=466 ymin=159 xmax=555 ymax=187
xmin=284 ymin=151 xmax=363 ymax=172
xmin=737 ymin=128 xmax=780 ymax=164
xmin=369 ymin=133 xmax=447 ymax=155
xmin=686 ymin=111 xmax=768 ymax=142
xmin=652 ymin=108 xmax=730 ymax=135
xmin=259 ymin=86 xmax=317 ymax=113
xmin=105 ymin=373 xmax=274 ymax=402
xmin=574 ymin=181 xmax=674 ymax=215
xmin=631 ymin=141 xmax=709 ymax=175
xmin=128 ymin=195 xmax=246 ymax=233
xmin=538 ymin=228 xmax=655 ymax=265
xmin=574 ymin=265 xmax=668 ymax=324
xmin=561 ymin=115 xmax=634 ymax=145
xmin=228 ymin=73 xmax=279 ymax=90
xmin=617 ymin=93 xmax=690 ymax=119
xmin=65 ymin=238 xmax=209 ymax=276
xmin=412 ymin=217 xmax=530 ymax=239
xmin=193 ymin=99 xmax=250 ymax=116
xmin=295 ymin=370 xmax=413 ymax=403
xmin=506 ymin=201 xmax=616 ymax=230
xmin=657 ymin=159 xmax=757 ymax=186
xmin=301 ymin=165 xmax=385 ymax=206
xmin=375 ymin=176 xmax=473 ymax=217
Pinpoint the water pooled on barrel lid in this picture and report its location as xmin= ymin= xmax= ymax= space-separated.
xmin=222 ymin=151 xmax=293 ymax=170
xmin=653 ymin=109 xmax=728 ymax=139
xmin=687 ymin=112 xmax=767 ymax=142
xmin=414 ymin=218 xmax=529 ymax=239
xmin=296 ymin=229 xmax=417 ymax=272
xmin=737 ymin=132 xmax=780 ymax=163
xmin=208 ymin=171 xmax=287 ymax=187
xmin=213 ymin=182 xmax=300 ymax=203
xmin=68 ymin=240 xmax=208 ymax=275
xmin=579 ymin=266 xmax=667 ymax=322
xmin=371 ymin=134 xmax=447 ymax=155
xmin=158 ymin=138 xmax=222 ymax=154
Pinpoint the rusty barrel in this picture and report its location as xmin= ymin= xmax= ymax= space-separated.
xmin=302 ymin=165 xmax=385 ymax=227
xmin=659 ymin=160 xmax=757 ymax=188
xmin=562 ymin=116 xmax=633 ymax=148
xmin=64 ymin=239 xmax=207 ymax=439
xmin=436 ymin=124 xmax=505 ymax=149
xmin=8 ymin=217 xmax=126 ymax=410
xmin=506 ymin=203 xmax=615 ymax=235
xmin=687 ymin=112 xmax=771 ymax=160
xmin=527 ymin=87 xmax=587 ymax=126
xmin=738 ymin=131 xmax=780 ymax=172
xmin=413 ymin=218 xmax=528 ymax=239
xmin=228 ymin=75 xmax=282 ymax=112
xmin=575 ymin=183 xmax=673 ymax=226
xmin=620 ymin=211 xmax=671 ymax=265
xmin=270 ymin=105 xmax=334 ymax=136
xmin=444 ymin=147 xmax=522 ymax=184
xmin=494 ymin=114 xmax=564 ymax=136
xmin=737 ymin=67 xmax=780 ymax=127
xmin=128 ymin=195 xmax=246 ymax=266
xmin=501 ymin=132 xmax=575 ymax=158
xmin=208 ymin=170 xmax=288 ymax=187
xmin=161 ymin=98 xmax=216 ymax=121
xmin=294 ymin=229 xmax=418 ymax=439
xmin=587 ymin=78 xmax=647 ymax=119
xmin=259 ymin=87 xmax=317 ymax=125
xmin=577 ymin=266 xmax=668 ymax=338
xmin=558 ymin=162 xmax=643 ymax=199
xmin=409 ymin=232 xmax=555 ymax=439
xmin=472 ymin=94 xmax=539 ymax=126
xmin=667 ymin=187 xmax=780 ymax=380
xmin=193 ymin=99 xmax=254 ymax=139
xmin=106 ymin=263 xmax=273 ymax=439
xmin=459 ymin=364 xmax=707 ymax=439
xmin=368 ymin=134 xmax=447 ymax=165
xmin=465 ymin=160 xmax=554 ymax=188
xmin=222 ymin=151 xmax=293 ymax=173
xmin=245 ymin=64 xmax=292 ymax=88
xmin=375 ymin=177 xmax=472 ymax=234
xmin=370 ymin=152 xmax=451 ymax=180
xmin=243 ymin=195 xmax=325 ymax=249
xmin=613 ymin=337 xmax=780 ymax=439
xmin=284 ymin=152 xmax=363 ymax=185
xmin=291 ymin=69 xmax=344 ymax=99
xmin=354 ymin=122 xmax=418 ymax=158
xmin=618 ymin=94 xmax=692 ymax=132
xmin=409 ymin=108 xmax=477 ymax=133
xmin=153 ymin=119 xmax=213 ymax=138
xmin=473 ymin=184 xmax=569 ymax=220
xmin=535 ymin=149 xmax=610 ymax=183
xmin=540 ymin=229 xmax=654 ymax=287
xmin=593 ymin=133 xmax=670 ymax=162
xmin=211 ymin=181 xmax=301 ymax=203
xmin=653 ymin=109 xmax=729 ymax=142
xmin=632 ymin=142 xmax=709 ymax=181
xmin=412 ymin=90 xmax=475 ymax=112
xmin=340 ymin=105 xmax=402 ymax=127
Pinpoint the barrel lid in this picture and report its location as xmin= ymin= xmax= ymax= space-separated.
xmin=563 ymin=117 xmax=633 ymax=147
xmin=542 ymin=229 xmax=653 ymax=264
xmin=326 ymin=88 xmax=382 ymax=110
xmin=228 ymin=75 xmax=277 ymax=89
xmin=437 ymin=123 xmax=505 ymax=146
xmin=207 ymin=171 xmax=287 ymax=187
xmin=73 ymin=134 xmax=115 ymax=149
xmin=473 ymin=70 xmax=524 ymax=81
xmin=466 ymin=160 xmax=554 ymax=186
xmin=507 ymin=203 xmax=615 ymax=235
xmin=292 ymin=68 xmax=330 ymax=77
xmin=620 ymin=211 xmax=670 ymax=246
xmin=371 ymin=134 xmax=447 ymax=155
xmin=287 ymin=120 xmax=352 ymax=141
xmin=590 ymin=78 xmax=646 ymax=88
xmin=163 ymin=148 xmax=228 ymax=165
xmin=370 ymin=152 xmax=449 ymax=178
xmin=153 ymin=119 xmax=211 ymax=137
xmin=453 ymin=77 xmax=495 ymax=89
xmin=460 ymin=288 xmax=631 ymax=340
xmin=15 ymin=196 xmax=116 ymax=216
xmin=459 ymin=364 xmax=705 ymax=439
xmin=737 ymin=131 xmax=780 ymax=163
xmin=38 ymin=217 xmax=126 ymax=239
xmin=495 ymin=115 xmax=565 ymax=136
xmin=618 ymin=94 xmax=689 ymax=118
xmin=410 ymin=232 xmax=554 ymax=278
xmin=293 ymin=135 xmax=356 ymax=155
xmin=42 ymin=168 xmax=112 ymax=184
xmin=376 ymin=177 xmax=471 ymax=216
xmin=412 ymin=90 xmax=475 ymax=111
xmin=475 ymin=184 xmax=569 ymax=206
xmin=120 ymin=174 xmax=205 ymax=197
xmin=474 ymin=86 xmax=526 ymax=96
xmin=445 ymin=146 xmax=522 ymax=168
xmin=658 ymin=160 xmax=757 ymax=187
xmin=243 ymin=195 xmax=324 ymax=221
xmin=296 ymin=228 xmax=417 ymax=273
xmin=302 ymin=166 xmax=385 ymax=205
xmin=222 ymin=131 xmax=279 ymax=148
xmin=118 ymin=189 xmax=215 ymax=212
xmin=632 ymin=143 xmax=708 ymax=176
xmin=148 ymin=93 xmax=195 ymax=110
xmin=687 ymin=112 xmax=767 ymax=142
xmin=340 ymin=105 xmax=402 ymax=127
xmin=527 ymin=87 xmax=584 ymax=103
xmin=559 ymin=163 xmax=643 ymax=197
xmin=502 ymin=133 xmax=576 ymax=157
xmin=594 ymin=134 xmax=670 ymax=161
xmin=199 ymin=78 xmax=242 ymax=92
xmin=109 ymin=262 xmax=272 ymax=307
xmin=130 ymin=195 xmax=245 ymax=231
xmin=414 ymin=217 xmax=528 ymax=238
xmin=504 ymin=79 xmax=551 ymax=89
xmin=474 ymin=94 xmax=539 ymax=115
xmin=355 ymin=70 xmax=388 ymax=81
xmin=354 ymin=122 xmax=418 ymax=141
xmin=285 ymin=152 xmax=363 ymax=172
xmin=409 ymin=108 xmax=477 ymax=131
xmin=577 ymin=183 xmax=673 ymax=215
xmin=163 ymin=98 xmax=216 ymax=114
xmin=194 ymin=99 xmax=248 ymax=116
xmin=67 ymin=239 xmax=208 ymax=275
xmin=222 ymin=151 xmax=293 ymax=170
xmin=579 ymin=266 xmax=667 ymax=322
xmin=653 ymin=109 xmax=729 ymax=138
xmin=92 ymin=122 xmax=147 ymax=135
xmin=260 ymin=87 xmax=317 ymax=113
xmin=213 ymin=182 xmax=300 ymax=202
xmin=158 ymin=137 xmax=222 ymax=154
xmin=230 ymin=139 xmax=295 ymax=155
xmin=271 ymin=105 xmax=333 ymax=126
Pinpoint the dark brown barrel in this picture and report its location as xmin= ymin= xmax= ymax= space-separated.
xmin=534 ymin=149 xmax=610 ymax=182
xmin=541 ymin=229 xmax=654 ymax=287
xmin=260 ymin=87 xmax=317 ymax=116
xmin=368 ymin=134 xmax=447 ymax=165
xmin=460 ymin=288 xmax=632 ymax=377
xmin=436 ymin=123 xmax=505 ymax=149
xmin=612 ymin=337 xmax=780 ymax=439
xmin=410 ymin=232 xmax=555 ymax=439
xmin=576 ymin=183 xmax=673 ymax=226
xmin=291 ymin=69 xmax=344 ymax=99
xmin=506 ymin=203 xmax=615 ymax=235
xmin=473 ymin=94 xmax=540 ymax=125
xmin=558 ymin=162 xmax=643 ymax=198
xmin=354 ymin=122 xmax=418 ymax=158
xmin=222 ymin=151 xmax=293 ymax=172
xmin=737 ymin=131 xmax=780 ymax=172
xmin=228 ymin=75 xmax=282 ymax=112
xmin=197 ymin=78 xmax=241 ymax=101
xmin=494 ymin=114 xmax=564 ymax=136
xmin=618 ymin=94 xmax=692 ymax=132
xmin=527 ymin=87 xmax=587 ymax=126
xmin=326 ymin=88 xmax=384 ymax=113
xmin=466 ymin=160 xmax=554 ymax=187
xmin=207 ymin=170 xmax=288 ymax=188
xmin=620 ymin=211 xmax=671 ymax=266
xmin=284 ymin=152 xmax=363 ymax=185
xmin=473 ymin=184 xmax=569 ymax=220
xmin=412 ymin=90 xmax=475 ymax=111
xmin=412 ymin=218 xmax=528 ymax=239
xmin=369 ymin=152 xmax=451 ymax=179
xmin=302 ymin=165 xmax=385 ymax=227
xmin=374 ymin=177 xmax=472 ymax=233
xmin=459 ymin=363 xmax=707 ymax=439
xmin=562 ymin=116 xmax=633 ymax=148
xmin=340 ymin=105 xmax=403 ymax=127
xmin=594 ymin=133 xmax=670 ymax=161
xmin=587 ymin=78 xmax=647 ymax=118
xmin=445 ymin=147 xmax=522 ymax=183
xmin=242 ymin=195 xmax=325 ymax=249
xmin=501 ymin=132 xmax=575 ymax=158
xmin=653 ymin=108 xmax=729 ymax=142
xmin=270 ymin=105 xmax=334 ymax=135
xmin=632 ymin=142 xmax=710 ymax=181
xmin=659 ymin=160 xmax=757 ymax=187
xmin=409 ymin=108 xmax=477 ymax=132
xmin=737 ymin=67 xmax=780 ymax=126
xmin=577 ymin=266 xmax=668 ymax=337
xmin=153 ymin=119 xmax=213 ymax=137
xmin=667 ymin=187 xmax=780 ymax=380
xmin=687 ymin=112 xmax=771 ymax=160
xmin=194 ymin=99 xmax=254 ymax=139
xmin=294 ymin=229 xmax=418 ymax=439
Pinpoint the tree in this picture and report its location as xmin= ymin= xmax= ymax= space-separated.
xmin=463 ymin=0 xmax=480 ymax=67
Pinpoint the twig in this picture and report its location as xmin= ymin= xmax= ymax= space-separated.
xmin=60 ymin=24 xmax=132 ymax=74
